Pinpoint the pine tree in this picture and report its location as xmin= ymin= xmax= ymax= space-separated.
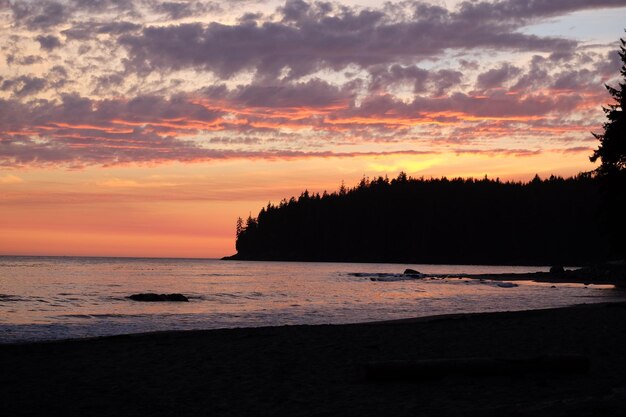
xmin=235 ymin=217 xmax=244 ymax=238
xmin=590 ymin=33 xmax=626 ymax=175
xmin=590 ymin=32 xmax=626 ymax=259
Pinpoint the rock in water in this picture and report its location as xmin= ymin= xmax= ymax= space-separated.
xmin=404 ymin=268 xmax=421 ymax=275
xmin=550 ymin=265 xmax=565 ymax=274
xmin=128 ymin=293 xmax=189 ymax=302
xmin=497 ymin=282 xmax=518 ymax=288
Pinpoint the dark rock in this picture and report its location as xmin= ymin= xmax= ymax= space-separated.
xmin=550 ymin=266 xmax=565 ymax=274
xmin=404 ymin=268 xmax=421 ymax=275
xmin=128 ymin=293 xmax=189 ymax=302
xmin=497 ymin=282 xmax=518 ymax=288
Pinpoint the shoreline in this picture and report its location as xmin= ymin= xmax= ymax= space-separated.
xmin=438 ymin=271 xmax=626 ymax=286
xmin=3 ymin=298 xmax=625 ymax=347
xmin=2 ymin=301 xmax=626 ymax=416
xmin=222 ymin=253 xmax=568 ymax=267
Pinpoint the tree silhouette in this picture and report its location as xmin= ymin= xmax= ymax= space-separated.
xmin=590 ymin=32 xmax=626 ymax=259
xmin=590 ymin=33 xmax=626 ymax=175
xmin=230 ymin=173 xmax=608 ymax=265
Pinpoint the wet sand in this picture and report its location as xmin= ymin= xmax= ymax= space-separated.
xmin=2 ymin=302 xmax=626 ymax=416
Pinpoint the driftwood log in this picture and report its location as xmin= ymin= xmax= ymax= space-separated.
xmin=365 ymin=355 xmax=589 ymax=381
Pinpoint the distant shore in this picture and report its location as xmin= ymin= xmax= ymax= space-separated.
xmin=2 ymin=301 xmax=626 ymax=416
xmin=225 ymin=258 xmax=626 ymax=286
xmin=440 ymin=267 xmax=626 ymax=286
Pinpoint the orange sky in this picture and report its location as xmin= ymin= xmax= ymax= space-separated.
xmin=0 ymin=0 xmax=623 ymax=257
xmin=0 ymin=150 xmax=597 ymax=258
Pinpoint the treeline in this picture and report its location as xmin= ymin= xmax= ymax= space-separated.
xmin=229 ymin=173 xmax=609 ymax=265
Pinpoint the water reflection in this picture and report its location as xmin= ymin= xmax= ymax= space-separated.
xmin=0 ymin=256 xmax=624 ymax=342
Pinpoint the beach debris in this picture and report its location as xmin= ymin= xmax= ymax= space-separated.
xmin=128 ymin=293 xmax=189 ymax=302
xmin=365 ymin=355 xmax=590 ymax=381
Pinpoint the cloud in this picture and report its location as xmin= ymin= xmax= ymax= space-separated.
xmin=6 ymin=55 xmax=44 ymax=65
xmin=221 ymin=78 xmax=355 ymax=109
xmin=1 ymin=0 xmax=619 ymax=169
xmin=9 ymin=0 xmax=138 ymax=30
xmin=36 ymin=34 xmax=62 ymax=51
xmin=476 ymin=64 xmax=522 ymax=90
xmin=62 ymin=21 xmax=142 ymax=40
xmin=118 ymin=0 xmax=586 ymax=80
xmin=456 ymin=0 xmax=626 ymax=21
xmin=150 ymin=1 xmax=222 ymax=20
xmin=1 ymin=76 xmax=48 ymax=97
xmin=10 ymin=1 xmax=70 ymax=30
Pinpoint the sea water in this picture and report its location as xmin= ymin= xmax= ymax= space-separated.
xmin=0 ymin=256 xmax=623 ymax=343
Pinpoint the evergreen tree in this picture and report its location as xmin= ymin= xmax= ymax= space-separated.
xmin=590 ymin=32 xmax=626 ymax=259
xmin=590 ymin=33 xmax=626 ymax=175
xmin=232 ymin=173 xmax=607 ymax=265
xmin=236 ymin=217 xmax=244 ymax=238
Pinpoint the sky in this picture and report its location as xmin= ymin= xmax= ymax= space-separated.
xmin=1 ymin=0 xmax=625 ymax=258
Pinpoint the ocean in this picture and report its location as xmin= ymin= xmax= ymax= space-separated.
xmin=1 ymin=256 xmax=623 ymax=343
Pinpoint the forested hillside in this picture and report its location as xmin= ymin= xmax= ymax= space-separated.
xmin=229 ymin=173 xmax=608 ymax=265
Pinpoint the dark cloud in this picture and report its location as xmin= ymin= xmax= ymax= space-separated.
xmin=118 ymin=0 xmax=584 ymax=80
xmin=238 ymin=12 xmax=264 ymax=24
xmin=97 ymin=21 xmax=142 ymax=35
xmin=500 ymin=50 xmax=617 ymax=95
xmin=9 ymin=0 xmax=138 ymax=30
xmin=226 ymin=78 xmax=355 ymax=109
xmin=70 ymin=0 xmax=136 ymax=12
xmin=1 ymin=76 xmax=48 ymax=97
xmin=511 ymin=55 xmax=551 ymax=91
xmin=2 ymin=0 xmax=617 ymax=168
xmin=596 ymin=48 xmax=623 ymax=79
xmin=279 ymin=0 xmax=310 ymax=22
xmin=476 ymin=64 xmax=522 ymax=90
xmin=319 ymin=87 xmax=585 ymax=130
xmin=369 ymin=65 xmax=430 ymax=93
xmin=6 ymin=54 xmax=44 ymax=65
xmin=62 ymin=21 xmax=142 ymax=40
xmin=150 ymin=1 xmax=222 ymax=20
xmin=0 ymin=94 xmax=438 ymax=167
xmin=0 ymin=94 xmax=223 ymax=167
xmin=430 ymin=70 xmax=464 ymax=96
xmin=93 ymin=73 xmax=126 ymax=93
xmin=48 ymin=65 xmax=69 ymax=89
xmin=456 ymin=0 xmax=626 ymax=22
xmin=368 ymin=65 xmax=463 ymax=96
xmin=10 ymin=1 xmax=70 ymax=30
xmin=552 ymin=69 xmax=594 ymax=91
xmin=36 ymin=34 xmax=62 ymax=51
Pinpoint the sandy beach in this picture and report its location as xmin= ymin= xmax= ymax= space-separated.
xmin=2 ymin=301 xmax=626 ymax=416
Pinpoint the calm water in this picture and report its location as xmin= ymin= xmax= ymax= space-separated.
xmin=0 ymin=256 xmax=623 ymax=343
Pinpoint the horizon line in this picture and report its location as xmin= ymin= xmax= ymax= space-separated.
xmin=0 ymin=254 xmax=227 ymax=261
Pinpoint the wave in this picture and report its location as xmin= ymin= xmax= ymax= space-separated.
xmin=0 ymin=294 xmax=25 ymax=302
xmin=200 ymin=273 xmax=234 ymax=276
xmin=58 ymin=313 xmax=147 ymax=319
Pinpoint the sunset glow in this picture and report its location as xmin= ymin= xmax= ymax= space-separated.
xmin=1 ymin=0 xmax=625 ymax=257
